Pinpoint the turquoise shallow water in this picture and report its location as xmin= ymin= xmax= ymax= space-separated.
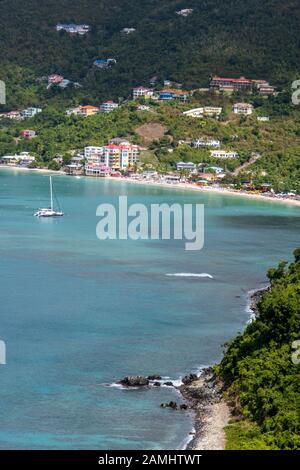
xmin=0 ymin=169 xmax=299 ymax=449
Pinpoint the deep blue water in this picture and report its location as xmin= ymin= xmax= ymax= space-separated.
xmin=0 ymin=169 xmax=299 ymax=449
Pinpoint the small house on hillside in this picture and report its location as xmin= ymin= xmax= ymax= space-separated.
xmin=20 ymin=129 xmax=36 ymax=139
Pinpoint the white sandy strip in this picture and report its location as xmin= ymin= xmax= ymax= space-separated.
xmin=192 ymin=401 xmax=230 ymax=450
xmin=119 ymin=178 xmax=300 ymax=208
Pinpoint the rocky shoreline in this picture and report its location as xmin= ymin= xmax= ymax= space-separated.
xmin=115 ymin=287 xmax=270 ymax=450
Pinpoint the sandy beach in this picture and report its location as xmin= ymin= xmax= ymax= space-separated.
xmin=1 ymin=165 xmax=300 ymax=208
xmin=121 ymin=177 xmax=300 ymax=208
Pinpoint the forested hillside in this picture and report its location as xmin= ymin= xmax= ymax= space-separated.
xmin=217 ymin=249 xmax=300 ymax=450
xmin=0 ymin=0 xmax=300 ymax=106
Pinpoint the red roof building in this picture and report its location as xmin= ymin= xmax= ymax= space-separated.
xmin=21 ymin=129 xmax=36 ymax=138
xmin=210 ymin=76 xmax=253 ymax=91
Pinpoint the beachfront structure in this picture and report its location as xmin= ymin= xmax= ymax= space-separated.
xmin=84 ymin=142 xmax=139 ymax=170
xmin=176 ymin=9 xmax=193 ymax=17
xmin=93 ymin=58 xmax=117 ymax=69
xmin=21 ymin=107 xmax=42 ymax=119
xmin=210 ymin=150 xmax=239 ymax=159
xmin=163 ymin=174 xmax=181 ymax=184
xmin=233 ymin=103 xmax=254 ymax=115
xmin=0 ymin=152 xmax=35 ymax=167
xmin=85 ymin=165 xmax=112 ymax=177
xmin=192 ymin=138 xmax=221 ymax=148
xmin=132 ymin=87 xmax=154 ymax=99
xmin=210 ymin=76 xmax=253 ymax=92
xmin=65 ymin=163 xmax=84 ymax=175
xmin=159 ymin=89 xmax=189 ymax=102
xmin=183 ymin=107 xmax=222 ymax=118
xmin=100 ymin=101 xmax=119 ymax=113
xmin=55 ymin=23 xmax=90 ymax=35
xmin=20 ymin=129 xmax=36 ymax=139
xmin=176 ymin=162 xmax=196 ymax=172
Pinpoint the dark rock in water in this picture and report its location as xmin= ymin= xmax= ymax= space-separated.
xmin=180 ymin=404 xmax=188 ymax=410
xmin=119 ymin=376 xmax=149 ymax=387
xmin=169 ymin=401 xmax=177 ymax=409
xmin=153 ymin=381 xmax=161 ymax=387
xmin=160 ymin=401 xmax=178 ymax=409
xmin=182 ymin=373 xmax=198 ymax=385
xmin=147 ymin=375 xmax=162 ymax=381
xmin=163 ymin=381 xmax=174 ymax=386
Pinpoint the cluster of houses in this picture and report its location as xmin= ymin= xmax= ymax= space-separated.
xmin=183 ymin=102 xmax=257 ymax=118
xmin=66 ymin=101 xmax=119 ymax=117
xmin=132 ymin=86 xmax=190 ymax=101
xmin=0 ymin=107 xmax=42 ymax=121
xmin=0 ymin=152 xmax=35 ymax=167
xmin=65 ymin=139 xmax=139 ymax=176
xmin=210 ymin=76 xmax=276 ymax=97
xmin=55 ymin=23 xmax=90 ymax=35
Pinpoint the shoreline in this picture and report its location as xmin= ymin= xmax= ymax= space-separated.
xmin=1 ymin=165 xmax=300 ymax=208
xmin=119 ymin=178 xmax=300 ymax=208
xmin=179 ymin=286 xmax=269 ymax=450
xmin=179 ymin=369 xmax=230 ymax=450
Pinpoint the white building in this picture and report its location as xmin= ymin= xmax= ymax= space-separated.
xmin=122 ymin=28 xmax=136 ymax=34
xmin=176 ymin=162 xmax=196 ymax=171
xmin=132 ymin=87 xmax=154 ymax=99
xmin=183 ymin=107 xmax=222 ymax=118
xmin=203 ymin=166 xmax=224 ymax=174
xmin=210 ymin=150 xmax=239 ymax=159
xmin=84 ymin=143 xmax=139 ymax=170
xmin=233 ymin=103 xmax=254 ymax=115
xmin=257 ymin=116 xmax=270 ymax=122
xmin=56 ymin=23 xmax=90 ymax=35
xmin=176 ymin=9 xmax=193 ymax=17
xmin=192 ymin=138 xmax=221 ymax=148
xmin=100 ymin=101 xmax=119 ymax=113
xmin=21 ymin=107 xmax=42 ymax=119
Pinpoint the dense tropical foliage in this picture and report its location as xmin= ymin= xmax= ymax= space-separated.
xmin=217 ymin=249 xmax=300 ymax=450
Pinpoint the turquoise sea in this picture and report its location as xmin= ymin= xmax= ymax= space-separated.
xmin=0 ymin=169 xmax=299 ymax=449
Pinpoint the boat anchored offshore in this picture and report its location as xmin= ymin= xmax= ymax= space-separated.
xmin=34 ymin=176 xmax=64 ymax=218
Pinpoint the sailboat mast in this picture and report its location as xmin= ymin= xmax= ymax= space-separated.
xmin=50 ymin=176 xmax=53 ymax=211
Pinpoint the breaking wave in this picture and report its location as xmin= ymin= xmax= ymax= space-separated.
xmin=166 ymin=273 xmax=214 ymax=279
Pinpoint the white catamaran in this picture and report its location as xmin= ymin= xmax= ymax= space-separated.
xmin=34 ymin=176 xmax=64 ymax=218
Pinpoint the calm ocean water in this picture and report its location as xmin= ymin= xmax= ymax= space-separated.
xmin=0 ymin=169 xmax=299 ymax=449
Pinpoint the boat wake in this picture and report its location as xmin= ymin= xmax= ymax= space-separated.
xmin=166 ymin=273 xmax=214 ymax=279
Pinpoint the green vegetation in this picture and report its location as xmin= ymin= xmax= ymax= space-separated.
xmin=0 ymin=0 xmax=299 ymax=106
xmin=0 ymin=0 xmax=300 ymax=191
xmin=216 ymin=249 xmax=300 ymax=450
